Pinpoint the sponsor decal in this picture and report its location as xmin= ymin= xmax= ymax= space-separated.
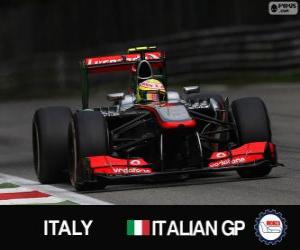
xmin=269 ymin=1 xmax=298 ymax=15
xmin=125 ymin=54 xmax=141 ymax=62
xmin=85 ymin=51 xmax=161 ymax=66
xmin=215 ymin=152 xmax=228 ymax=159
xmin=86 ymin=56 xmax=123 ymax=65
xmin=89 ymin=156 xmax=149 ymax=168
xmin=89 ymin=156 xmax=153 ymax=175
xmin=126 ymin=219 xmax=245 ymax=237
xmin=209 ymin=157 xmax=246 ymax=168
xmin=129 ymin=159 xmax=141 ymax=166
xmin=112 ymin=167 xmax=152 ymax=174
xmin=254 ymin=209 xmax=287 ymax=245
xmin=209 ymin=142 xmax=269 ymax=162
xmin=145 ymin=52 xmax=161 ymax=59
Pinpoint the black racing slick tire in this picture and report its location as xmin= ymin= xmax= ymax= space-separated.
xmin=32 ymin=107 xmax=72 ymax=184
xmin=231 ymin=97 xmax=272 ymax=178
xmin=69 ymin=111 xmax=109 ymax=191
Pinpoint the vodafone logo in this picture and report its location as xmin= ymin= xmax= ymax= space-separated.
xmin=209 ymin=159 xmax=230 ymax=168
xmin=112 ymin=167 xmax=152 ymax=174
xmin=216 ymin=152 xmax=227 ymax=158
xmin=231 ymin=157 xmax=246 ymax=165
xmin=129 ymin=160 xmax=141 ymax=166
xmin=209 ymin=157 xmax=246 ymax=168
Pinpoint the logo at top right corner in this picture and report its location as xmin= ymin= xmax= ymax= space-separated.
xmin=254 ymin=209 xmax=288 ymax=245
xmin=269 ymin=1 xmax=298 ymax=15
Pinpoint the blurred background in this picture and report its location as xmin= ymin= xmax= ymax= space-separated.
xmin=1 ymin=0 xmax=300 ymax=98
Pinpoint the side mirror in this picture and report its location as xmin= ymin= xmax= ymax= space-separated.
xmin=121 ymin=94 xmax=136 ymax=105
xmin=107 ymin=92 xmax=125 ymax=101
xmin=182 ymin=86 xmax=200 ymax=94
xmin=167 ymin=91 xmax=181 ymax=103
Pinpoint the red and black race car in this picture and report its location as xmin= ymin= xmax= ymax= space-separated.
xmin=32 ymin=46 xmax=283 ymax=190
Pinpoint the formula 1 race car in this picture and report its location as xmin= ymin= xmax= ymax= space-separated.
xmin=32 ymin=46 xmax=282 ymax=190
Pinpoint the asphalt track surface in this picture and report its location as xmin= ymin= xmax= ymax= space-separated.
xmin=0 ymin=83 xmax=299 ymax=204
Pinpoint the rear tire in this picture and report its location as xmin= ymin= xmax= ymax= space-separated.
xmin=33 ymin=107 xmax=72 ymax=184
xmin=69 ymin=111 xmax=109 ymax=191
xmin=231 ymin=97 xmax=272 ymax=178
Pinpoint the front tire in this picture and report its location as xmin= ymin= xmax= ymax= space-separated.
xmin=231 ymin=97 xmax=272 ymax=178
xmin=69 ymin=111 xmax=109 ymax=190
xmin=33 ymin=107 xmax=72 ymax=184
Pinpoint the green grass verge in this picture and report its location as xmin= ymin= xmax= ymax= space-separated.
xmin=0 ymin=183 xmax=19 ymax=189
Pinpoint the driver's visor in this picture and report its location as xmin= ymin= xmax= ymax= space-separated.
xmin=140 ymin=90 xmax=165 ymax=102
xmin=146 ymin=92 xmax=159 ymax=102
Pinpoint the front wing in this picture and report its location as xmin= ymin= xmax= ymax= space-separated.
xmin=82 ymin=142 xmax=282 ymax=181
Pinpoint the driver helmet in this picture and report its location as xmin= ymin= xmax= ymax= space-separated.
xmin=136 ymin=79 xmax=166 ymax=103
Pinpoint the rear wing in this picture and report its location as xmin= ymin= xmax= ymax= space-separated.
xmin=82 ymin=51 xmax=165 ymax=74
xmin=80 ymin=46 xmax=166 ymax=109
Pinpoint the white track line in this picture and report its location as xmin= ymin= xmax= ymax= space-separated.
xmin=0 ymin=173 xmax=113 ymax=205
xmin=0 ymin=187 xmax=32 ymax=193
xmin=0 ymin=196 xmax=64 ymax=205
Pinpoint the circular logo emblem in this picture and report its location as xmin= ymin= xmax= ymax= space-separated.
xmin=130 ymin=160 xmax=141 ymax=166
xmin=254 ymin=209 xmax=287 ymax=245
xmin=271 ymin=4 xmax=278 ymax=12
xmin=216 ymin=152 xmax=227 ymax=158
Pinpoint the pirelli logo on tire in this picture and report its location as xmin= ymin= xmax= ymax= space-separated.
xmin=269 ymin=1 xmax=298 ymax=15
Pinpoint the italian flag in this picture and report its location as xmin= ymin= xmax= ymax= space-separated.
xmin=127 ymin=220 xmax=150 ymax=236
